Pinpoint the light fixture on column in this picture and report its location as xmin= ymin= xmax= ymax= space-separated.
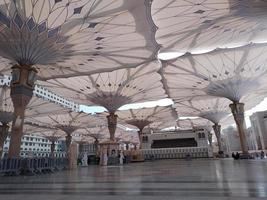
xmin=27 ymin=68 xmax=37 ymax=87
xmin=11 ymin=65 xmax=21 ymax=84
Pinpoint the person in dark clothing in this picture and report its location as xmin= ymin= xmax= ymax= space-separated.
xmin=235 ymin=152 xmax=240 ymax=160
xmin=232 ymin=152 xmax=236 ymax=159
xmin=261 ymin=151 xmax=265 ymax=159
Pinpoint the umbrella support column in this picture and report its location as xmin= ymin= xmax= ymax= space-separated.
xmin=229 ymin=102 xmax=249 ymax=156
xmin=0 ymin=123 xmax=9 ymax=158
xmin=8 ymin=65 xmax=36 ymax=158
xmin=212 ymin=123 xmax=223 ymax=156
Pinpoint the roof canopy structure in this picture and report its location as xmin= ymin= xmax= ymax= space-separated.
xmin=0 ymin=85 xmax=68 ymax=125
xmin=39 ymin=61 xmax=167 ymax=141
xmin=0 ymin=0 xmax=159 ymax=79
xmin=26 ymin=111 xmax=104 ymax=136
xmin=175 ymin=97 xmax=231 ymax=124
xmin=142 ymin=120 xmax=178 ymax=134
xmin=0 ymin=0 xmax=162 ymax=157
xmin=80 ymin=125 xmax=138 ymax=144
xmin=162 ymin=44 xmax=267 ymax=103
xmin=117 ymin=105 xmax=177 ymax=147
xmin=25 ymin=111 xmax=105 ymax=152
xmin=152 ymin=0 xmax=267 ymax=56
xmin=175 ymin=97 xmax=232 ymax=153
xmin=177 ymin=118 xmax=212 ymax=131
xmin=117 ymin=105 xmax=177 ymax=132
xmin=40 ymin=61 xmax=166 ymax=112
xmin=161 ymin=43 xmax=267 ymax=154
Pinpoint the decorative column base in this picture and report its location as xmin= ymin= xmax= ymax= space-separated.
xmin=212 ymin=123 xmax=223 ymax=155
xmin=229 ymin=102 xmax=249 ymax=155
xmin=107 ymin=113 xmax=117 ymax=141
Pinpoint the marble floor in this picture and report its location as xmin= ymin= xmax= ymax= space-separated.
xmin=0 ymin=159 xmax=267 ymax=200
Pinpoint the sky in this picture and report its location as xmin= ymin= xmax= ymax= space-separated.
xmin=80 ymin=97 xmax=267 ymax=129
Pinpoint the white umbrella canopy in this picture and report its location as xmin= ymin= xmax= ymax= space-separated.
xmin=175 ymin=97 xmax=232 ymax=153
xmin=177 ymin=118 xmax=212 ymax=131
xmin=38 ymin=61 xmax=167 ymax=141
xmin=161 ymin=44 xmax=267 ymax=107
xmin=72 ymin=125 xmax=138 ymax=145
xmin=25 ymin=111 xmax=106 ymax=153
xmin=79 ymin=126 xmax=109 ymax=141
xmin=152 ymin=0 xmax=267 ymax=56
xmin=23 ymin=124 xmax=65 ymax=141
xmin=117 ymin=105 xmax=178 ymax=131
xmin=162 ymin=43 xmax=267 ymax=154
xmin=174 ymin=94 xmax=266 ymax=125
xmin=25 ymin=111 xmax=105 ymax=135
xmin=39 ymin=61 xmax=166 ymax=113
xmin=82 ymin=125 xmax=137 ymax=143
xmin=142 ymin=120 xmax=178 ymax=134
xmin=175 ymin=97 xmax=232 ymax=124
xmin=0 ymin=85 xmax=68 ymax=124
xmin=0 ymin=0 xmax=159 ymax=79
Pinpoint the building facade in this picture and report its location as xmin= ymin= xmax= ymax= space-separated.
xmin=141 ymin=127 xmax=210 ymax=149
xmin=222 ymin=126 xmax=257 ymax=152
xmin=250 ymin=111 xmax=267 ymax=150
xmin=2 ymin=134 xmax=66 ymax=158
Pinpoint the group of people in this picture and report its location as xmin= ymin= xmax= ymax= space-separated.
xmin=255 ymin=151 xmax=265 ymax=159
xmin=232 ymin=151 xmax=265 ymax=160
xmin=232 ymin=152 xmax=240 ymax=160
xmin=103 ymin=149 xmax=125 ymax=166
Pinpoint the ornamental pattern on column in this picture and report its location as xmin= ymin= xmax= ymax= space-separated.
xmin=212 ymin=123 xmax=223 ymax=153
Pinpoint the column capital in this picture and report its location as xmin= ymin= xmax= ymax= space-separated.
xmin=229 ymin=102 xmax=245 ymax=124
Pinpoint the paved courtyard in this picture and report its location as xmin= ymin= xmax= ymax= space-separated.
xmin=1 ymin=159 xmax=267 ymax=200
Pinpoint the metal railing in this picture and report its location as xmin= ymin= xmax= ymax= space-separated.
xmin=0 ymin=157 xmax=68 ymax=176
